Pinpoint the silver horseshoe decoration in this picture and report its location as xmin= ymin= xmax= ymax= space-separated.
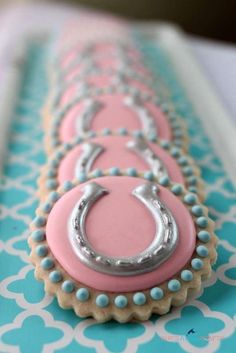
xmin=75 ymin=142 xmax=104 ymax=176
xmin=53 ymin=82 xmax=90 ymax=110
xmin=75 ymin=99 xmax=104 ymax=135
xmin=59 ymin=46 xmax=95 ymax=78
xmin=58 ymin=42 xmax=137 ymax=81
xmin=53 ymin=67 xmax=150 ymax=111
xmin=75 ymin=94 xmax=157 ymax=137
xmin=69 ymin=182 xmax=178 ymax=276
xmin=123 ymin=95 xmax=157 ymax=137
xmin=127 ymin=136 xmax=169 ymax=179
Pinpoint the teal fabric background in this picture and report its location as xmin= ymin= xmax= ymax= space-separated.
xmin=0 ymin=42 xmax=235 ymax=353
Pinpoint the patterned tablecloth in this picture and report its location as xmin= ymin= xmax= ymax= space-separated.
xmin=0 ymin=40 xmax=236 ymax=353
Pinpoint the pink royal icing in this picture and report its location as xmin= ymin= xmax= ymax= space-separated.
xmin=58 ymin=14 xmax=129 ymax=53
xmin=59 ymin=93 xmax=172 ymax=142
xmin=60 ymin=77 xmax=154 ymax=107
xmin=64 ymin=56 xmax=149 ymax=82
xmin=61 ymin=43 xmax=141 ymax=70
xmin=57 ymin=135 xmax=185 ymax=185
xmin=46 ymin=176 xmax=196 ymax=292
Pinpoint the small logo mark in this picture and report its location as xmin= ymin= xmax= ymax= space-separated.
xmin=186 ymin=328 xmax=196 ymax=336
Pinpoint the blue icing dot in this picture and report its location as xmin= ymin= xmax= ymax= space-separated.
xmin=188 ymin=186 xmax=198 ymax=194
xmin=174 ymin=139 xmax=183 ymax=148
xmin=160 ymin=102 xmax=170 ymax=112
xmin=41 ymin=257 xmax=54 ymax=270
xmin=55 ymin=150 xmax=64 ymax=159
xmin=150 ymin=287 xmax=163 ymax=300
xmin=50 ymin=159 xmax=59 ymax=168
xmin=62 ymin=280 xmax=74 ymax=293
xmin=64 ymin=143 xmax=71 ymax=151
xmin=49 ymin=270 xmax=62 ymax=283
xmin=96 ymin=294 xmax=109 ymax=307
xmin=92 ymin=169 xmax=103 ymax=178
xmin=31 ymin=230 xmax=45 ymax=242
xmin=196 ymin=245 xmax=209 ymax=257
xmin=148 ymin=134 xmax=157 ymax=142
xmin=46 ymin=179 xmax=57 ymax=190
xmin=170 ymin=147 xmax=181 ymax=158
xmin=78 ymin=172 xmax=87 ymax=183
xmin=143 ymin=171 xmax=154 ymax=181
xmin=36 ymin=245 xmax=48 ymax=257
xmin=191 ymin=258 xmax=203 ymax=270
xmin=126 ymin=167 xmax=138 ymax=177
xmin=76 ymin=288 xmax=90 ymax=302
xmin=118 ymin=127 xmax=128 ymax=135
xmin=133 ymin=130 xmax=143 ymax=138
xmin=177 ymin=156 xmax=188 ymax=166
xmin=62 ymin=180 xmax=73 ymax=191
xmin=171 ymin=184 xmax=183 ymax=195
xmin=102 ymin=128 xmax=112 ymax=135
xmin=114 ymin=295 xmax=128 ymax=308
xmin=196 ymin=217 xmax=208 ymax=228
xmin=182 ymin=166 xmax=193 ymax=176
xmin=184 ymin=193 xmax=197 ymax=205
xmin=33 ymin=216 xmax=46 ymax=227
xmin=188 ymin=175 xmax=198 ymax=186
xmin=87 ymin=131 xmax=96 ymax=138
xmin=47 ymin=169 xmax=57 ymax=178
xmin=160 ymin=140 xmax=170 ymax=149
xmin=48 ymin=191 xmax=59 ymax=202
xmin=50 ymin=129 xmax=58 ymax=138
xmin=181 ymin=270 xmax=193 ymax=281
xmin=173 ymin=129 xmax=183 ymax=138
xmin=159 ymin=176 xmax=170 ymax=186
xmin=197 ymin=230 xmax=211 ymax=243
xmin=168 ymin=111 xmax=177 ymax=120
xmin=51 ymin=139 xmax=59 ymax=148
xmin=191 ymin=205 xmax=203 ymax=216
xmin=75 ymin=136 xmax=83 ymax=144
xmin=147 ymin=132 xmax=157 ymax=141
xmin=109 ymin=167 xmax=120 ymax=176
xmin=41 ymin=202 xmax=52 ymax=213
xmin=168 ymin=279 xmax=181 ymax=292
xmin=133 ymin=292 xmax=146 ymax=305
xmin=171 ymin=120 xmax=180 ymax=129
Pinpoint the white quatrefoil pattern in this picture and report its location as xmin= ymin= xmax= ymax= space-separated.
xmin=0 ymin=42 xmax=236 ymax=353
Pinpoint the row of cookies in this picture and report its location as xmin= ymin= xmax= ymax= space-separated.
xmin=30 ymin=15 xmax=217 ymax=322
xmin=41 ymin=17 xmax=202 ymax=200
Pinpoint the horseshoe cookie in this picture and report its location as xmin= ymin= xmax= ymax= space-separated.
xmin=39 ymin=134 xmax=203 ymax=200
xmin=29 ymin=173 xmax=217 ymax=322
xmin=57 ymin=42 xmax=142 ymax=72
xmin=45 ymin=87 xmax=187 ymax=154
xmin=53 ymin=71 xmax=155 ymax=109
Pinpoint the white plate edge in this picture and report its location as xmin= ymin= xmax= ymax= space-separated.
xmin=137 ymin=22 xmax=236 ymax=186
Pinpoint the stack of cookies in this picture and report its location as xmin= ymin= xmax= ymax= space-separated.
xmin=29 ymin=14 xmax=217 ymax=322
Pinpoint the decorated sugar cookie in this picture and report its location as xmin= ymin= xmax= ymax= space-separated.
xmin=48 ymin=41 xmax=159 ymax=115
xmin=39 ymin=134 xmax=203 ymax=200
xmin=44 ymin=37 xmax=171 ymax=131
xmin=29 ymin=173 xmax=217 ymax=322
xmin=52 ymin=40 xmax=148 ymax=90
xmin=52 ymin=70 xmax=155 ymax=109
xmin=57 ymin=41 xmax=142 ymax=73
xmin=45 ymin=87 xmax=187 ymax=153
xmin=55 ymin=16 xmax=132 ymax=60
